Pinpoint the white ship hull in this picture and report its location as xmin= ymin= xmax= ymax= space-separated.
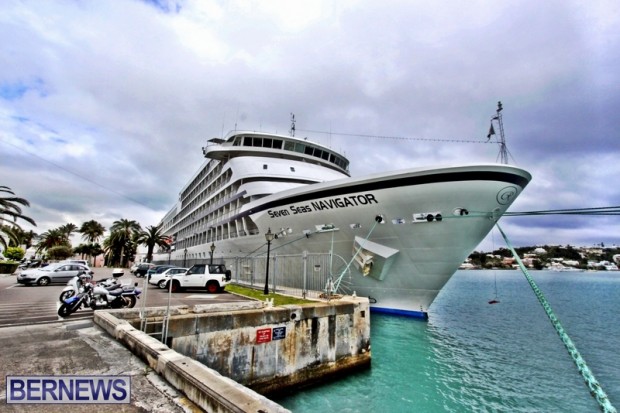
xmin=159 ymin=161 xmax=530 ymax=318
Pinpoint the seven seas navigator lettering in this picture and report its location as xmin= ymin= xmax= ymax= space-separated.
xmin=267 ymin=194 xmax=378 ymax=218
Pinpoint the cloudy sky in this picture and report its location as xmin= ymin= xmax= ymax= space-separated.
xmin=1 ymin=0 xmax=619 ymax=251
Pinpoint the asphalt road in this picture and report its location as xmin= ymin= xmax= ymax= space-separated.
xmin=0 ymin=267 xmax=251 ymax=328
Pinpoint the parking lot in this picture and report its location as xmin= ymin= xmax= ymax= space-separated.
xmin=0 ymin=267 xmax=252 ymax=328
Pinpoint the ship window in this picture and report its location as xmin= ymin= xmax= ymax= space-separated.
xmin=243 ymin=137 xmax=252 ymax=147
xmin=329 ymin=154 xmax=336 ymax=163
xmin=273 ymin=140 xmax=282 ymax=149
xmin=263 ymin=164 xmax=268 ymax=170
xmin=290 ymin=167 xmax=295 ymax=172
xmin=313 ymin=148 xmax=322 ymax=158
xmin=252 ymin=137 xmax=262 ymax=147
xmin=321 ymin=151 xmax=329 ymax=160
xmin=295 ymin=143 xmax=305 ymax=153
xmin=284 ymin=141 xmax=295 ymax=151
xmin=263 ymin=138 xmax=273 ymax=148
xmin=304 ymin=145 xmax=313 ymax=155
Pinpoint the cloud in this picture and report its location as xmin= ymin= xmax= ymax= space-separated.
xmin=0 ymin=0 xmax=619 ymax=250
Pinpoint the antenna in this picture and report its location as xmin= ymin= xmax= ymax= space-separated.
xmin=487 ymin=101 xmax=508 ymax=164
xmin=289 ymin=113 xmax=296 ymax=137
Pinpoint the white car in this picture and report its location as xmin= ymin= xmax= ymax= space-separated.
xmin=148 ymin=267 xmax=188 ymax=289
xmin=17 ymin=262 xmax=93 ymax=286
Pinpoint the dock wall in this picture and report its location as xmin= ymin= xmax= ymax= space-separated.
xmin=94 ymin=296 xmax=370 ymax=412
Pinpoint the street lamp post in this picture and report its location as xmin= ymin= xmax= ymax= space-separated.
xmin=183 ymin=248 xmax=188 ymax=267
xmin=263 ymin=228 xmax=274 ymax=295
xmin=210 ymin=242 xmax=215 ymax=265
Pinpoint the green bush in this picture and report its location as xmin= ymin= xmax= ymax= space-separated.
xmin=4 ymin=247 xmax=25 ymax=261
xmin=46 ymin=245 xmax=73 ymax=261
xmin=0 ymin=262 xmax=19 ymax=274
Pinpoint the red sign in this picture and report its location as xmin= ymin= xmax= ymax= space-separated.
xmin=256 ymin=328 xmax=272 ymax=344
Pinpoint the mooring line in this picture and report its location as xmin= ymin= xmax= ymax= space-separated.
xmin=331 ymin=217 xmax=381 ymax=293
xmin=496 ymin=223 xmax=617 ymax=413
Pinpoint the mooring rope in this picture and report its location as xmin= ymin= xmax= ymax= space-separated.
xmin=331 ymin=218 xmax=381 ymax=293
xmin=495 ymin=223 xmax=617 ymax=413
xmin=504 ymin=205 xmax=620 ymax=216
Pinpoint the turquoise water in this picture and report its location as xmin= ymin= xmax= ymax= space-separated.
xmin=275 ymin=270 xmax=620 ymax=412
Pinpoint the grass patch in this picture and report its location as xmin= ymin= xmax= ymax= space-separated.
xmin=225 ymin=284 xmax=315 ymax=306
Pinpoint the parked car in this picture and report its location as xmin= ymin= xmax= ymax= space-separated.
xmin=60 ymin=259 xmax=89 ymax=266
xmin=17 ymin=263 xmax=93 ymax=286
xmin=146 ymin=265 xmax=177 ymax=281
xmin=134 ymin=263 xmax=155 ymax=277
xmin=170 ymin=264 xmax=231 ymax=293
xmin=148 ymin=267 xmax=188 ymax=289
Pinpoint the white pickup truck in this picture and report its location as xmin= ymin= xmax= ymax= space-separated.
xmin=169 ymin=263 xmax=231 ymax=293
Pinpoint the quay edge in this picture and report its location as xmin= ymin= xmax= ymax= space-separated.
xmin=93 ymin=296 xmax=370 ymax=412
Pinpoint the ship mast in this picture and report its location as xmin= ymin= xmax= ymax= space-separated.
xmin=487 ymin=101 xmax=508 ymax=164
xmin=289 ymin=113 xmax=296 ymax=137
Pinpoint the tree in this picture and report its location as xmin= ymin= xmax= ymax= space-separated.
xmin=59 ymin=223 xmax=78 ymax=240
xmin=79 ymin=220 xmax=105 ymax=266
xmin=136 ymin=224 xmax=170 ymax=263
xmin=108 ymin=219 xmax=141 ymax=267
xmin=46 ymin=245 xmax=73 ymax=261
xmin=79 ymin=220 xmax=105 ymax=243
xmin=11 ymin=228 xmax=37 ymax=249
xmin=74 ymin=242 xmax=104 ymax=266
xmin=0 ymin=186 xmax=36 ymax=250
xmin=4 ymin=246 xmax=25 ymax=261
xmin=36 ymin=228 xmax=71 ymax=255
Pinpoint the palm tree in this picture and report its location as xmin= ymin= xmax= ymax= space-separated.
xmin=59 ymin=223 xmax=78 ymax=240
xmin=79 ymin=220 xmax=105 ymax=266
xmin=136 ymin=224 xmax=170 ymax=263
xmin=109 ymin=219 xmax=141 ymax=267
xmin=36 ymin=227 xmax=71 ymax=256
xmin=0 ymin=186 xmax=36 ymax=250
xmin=103 ymin=232 xmax=136 ymax=267
xmin=11 ymin=228 xmax=37 ymax=249
xmin=79 ymin=220 xmax=105 ymax=243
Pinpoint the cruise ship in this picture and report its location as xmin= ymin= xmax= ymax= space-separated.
xmin=154 ymin=129 xmax=531 ymax=318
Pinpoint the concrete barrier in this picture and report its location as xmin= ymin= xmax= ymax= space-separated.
xmin=95 ymin=311 xmax=289 ymax=413
xmin=94 ymin=296 xmax=370 ymax=412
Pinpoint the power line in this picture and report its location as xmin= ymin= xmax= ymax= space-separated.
xmin=0 ymin=137 xmax=154 ymax=209
xmin=297 ymin=128 xmax=494 ymax=144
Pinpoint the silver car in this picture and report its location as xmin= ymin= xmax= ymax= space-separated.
xmin=17 ymin=263 xmax=93 ymax=286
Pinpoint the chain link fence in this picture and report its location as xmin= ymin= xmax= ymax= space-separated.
xmin=158 ymin=251 xmax=354 ymax=299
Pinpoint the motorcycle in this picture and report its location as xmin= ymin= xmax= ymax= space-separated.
xmin=57 ymin=282 xmax=94 ymax=318
xmin=59 ymin=268 xmax=127 ymax=302
xmin=58 ymin=271 xmax=142 ymax=318
xmin=89 ymin=282 xmax=141 ymax=310
xmin=18 ymin=259 xmax=43 ymax=271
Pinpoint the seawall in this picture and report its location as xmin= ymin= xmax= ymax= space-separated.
xmin=94 ymin=296 xmax=370 ymax=412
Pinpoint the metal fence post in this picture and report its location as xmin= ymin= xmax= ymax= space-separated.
xmin=302 ymin=251 xmax=308 ymax=299
xmin=272 ymin=254 xmax=277 ymax=292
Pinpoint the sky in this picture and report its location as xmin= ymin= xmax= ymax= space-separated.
xmin=1 ymin=0 xmax=619 ymax=252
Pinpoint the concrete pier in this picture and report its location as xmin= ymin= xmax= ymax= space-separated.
xmin=94 ymin=296 xmax=371 ymax=412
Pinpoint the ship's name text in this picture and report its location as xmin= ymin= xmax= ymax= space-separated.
xmin=267 ymin=194 xmax=378 ymax=218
